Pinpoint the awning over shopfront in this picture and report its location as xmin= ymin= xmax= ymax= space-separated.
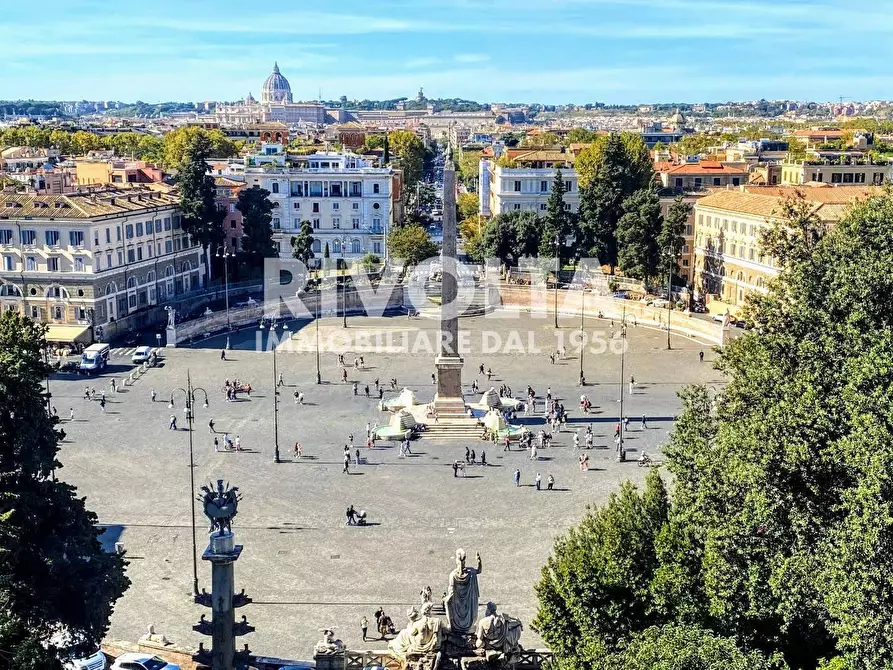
xmin=45 ymin=324 xmax=92 ymax=344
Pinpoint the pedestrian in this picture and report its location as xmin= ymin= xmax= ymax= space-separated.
xmin=294 ymin=390 xmax=300 ymax=404
xmin=220 ymin=349 xmax=226 ymax=360
xmin=432 ymin=409 xmax=439 ymax=424
xmin=481 ymin=450 xmax=486 ymax=466
xmin=84 ymin=386 xmax=90 ymax=401
xmin=404 ymin=438 xmax=412 ymax=455
xmin=374 ymin=378 xmax=379 ymax=391
xmin=214 ymin=437 xmax=220 ymax=452
xmin=431 ymin=373 xmax=436 ymax=384
xmin=549 ymin=353 xmax=555 ymax=365
xmin=453 ymin=461 xmax=459 ymax=477
xmin=613 ymin=423 xmax=620 ymax=438
xmin=110 ymin=378 xmax=116 ymax=393
xmin=546 ymin=386 xmax=552 ymax=401
xmin=293 ymin=441 xmax=303 ymax=459
xmin=513 ymin=469 xmax=521 ymax=487
xmin=465 ymin=446 xmax=470 ymax=462
xmin=342 ymin=368 xmax=348 ymax=383
xmin=359 ymin=356 xmax=365 ymax=368
xmin=361 ymin=616 xmax=368 ymax=642
xmin=469 ymin=449 xmax=476 ymax=464
xmin=355 ymin=448 xmax=361 ymax=466
xmin=343 ymin=453 xmax=350 ymax=474
xmin=208 ymin=418 xmax=215 ymax=434
xmin=277 ymin=372 xmax=284 ymax=387
xmin=547 ymin=474 xmax=554 ymax=491
xmin=366 ymin=422 xmax=372 ymax=438
xmin=535 ymin=473 xmax=542 ymax=491
xmin=641 ymin=415 xmax=648 ymax=430
xmin=378 ymin=388 xmax=384 ymax=400
xmin=624 ymin=416 xmax=630 ymax=431
xmin=629 ymin=375 xmax=635 ymax=394
xmin=99 ymin=397 xmax=106 ymax=413
xmin=169 ymin=414 xmax=177 ymax=430
xmin=298 ymin=391 xmax=304 ymax=405
xmin=348 ymin=433 xmax=354 ymax=445
xmin=586 ymin=432 xmax=593 ymax=448
xmin=151 ymin=389 xmax=157 ymax=402
xmin=486 ymin=368 xmax=492 ymax=381
xmin=353 ymin=381 xmax=358 ymax=395
xmin=479 ymin=363 xmax=485 ymax=375
xmin=364 ymin=385 xmax=370 ymax=398
xmin=503 ymin=436 xmax=510 ymax=452
xmin=699 ymin=350 xmax=704 ymax=363
xmin=573 ymin=432 xmax=579 ymax=449
xmin=235 ymin=436 xmax=242 ymax=451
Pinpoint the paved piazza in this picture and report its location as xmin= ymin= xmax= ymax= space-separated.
xmin=54 ymin=312 xmax=722 ymax=659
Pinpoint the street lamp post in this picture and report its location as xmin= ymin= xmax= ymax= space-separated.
xmin=341 ymin=236 xmax=348 ymax=329
xmin=259 ymin=321 xmax=289 ymax=462
xmin=315 ymin=297 xmax=322 ymax=385
xmin=617 ymin=306 xmax=633 ymax=463
xmin=168 ymin=371 xmax=209 ymax=596
xmin=216 ymin=245 xmax=235 ymax=350
xmin=666 ymin=251 xmax=674 ymax=351
xmin=553 ymin=234 xmax=560 ymax=329
xmin=579 ymin=266 xmax=586 ymax=386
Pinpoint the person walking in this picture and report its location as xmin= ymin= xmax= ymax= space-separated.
xmin=535 ymin=473 xmax=542 ymax=491
xmin=361 ymin=616 xmax=368 ymax=643
xmin=469 ymin=449 xmax=476 ymax=464
xmin=465 ymin=446 xmax=470 ymax=462
xmin=699 ymin=350 xmax=704 ymax=363
xmin=168 ymin=414 xmax=177 ymax=430
xmin=547 ymin=474 xmax=554 ymax=491
xmin=503 ymin=436 xmax=510 ymax=452
xmin=431 ymin=373 xmax=436 ymax=385
xmin=343 ymin=452 xmax=350 ymax=474
xmin=479 ymin=363 xmax=485 ymax=375
xmin=629 ymin=375 xmax=636 ymax=394
xmin=355 ymin=448 xmax=361 ymax=466
xmin=293 ymin=441 xmax=303 ymax=459
xmin=513 ymin=469 xmax=521 ymax=487
xmin=342 ymin=368 xmax=348 ymax=383
xmin=364 ymin=384 xmax=370 ymax=398
xmin=277 ymin=372 xmax=284 ymax=387
xmin=480 ymin=450 xmax=486 ymax=466
xmin=220 ymin=349 xmax=226 ymax=361
xmin=208 ymin=418 xmax=215 ymax=434
xmin=586 ymin=432 xmax=593 ymax=449
xmin=641 ymin=415 xmax=648 ymax=430
xmin=352 ymin=381 xmax=358 ymax=395
xmin=214 ymin=437 xmax=220 ymax=452
xmin=110 ymin=378 xmax=116 ymax=393
xmin=235 ymin=436 xmax=242 ymax=452
xmin=99 ymin=397 xmax=106 ymax=413
xmin=486 ymin=368 xmax=493 ymax=381
xmin=151 ymin=389 xmax=157 ymax=402
xmin=453 ymin=461 xmax=459 ymax=477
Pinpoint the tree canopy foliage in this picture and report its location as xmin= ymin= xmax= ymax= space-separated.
xmin=177 ymin=133 xmax=225 ymax=251
xmin=0 ymin=312 xmax=130 ymax=670
xmin=235 ymin=185 xmax=276 ymax=259
xmin=535 ymin=189 xmax=893 ymax=670
xmin=387 ymin=224 xmax=438 ymax=266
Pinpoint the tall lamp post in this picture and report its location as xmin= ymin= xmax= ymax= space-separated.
xmin=579 ymin=264 xmax=587 ymax=386
xmin=553 ymin=234 xmax=561 ymax=329
xmin=215 ymin=245 xmax=235 ymax=350
xmin=168 ymin=371 xmax=210 ymax=596
xmin=340 ymin=236 xmax=349 ymax=329
xmin=665 ymin=248 xmax=675 ymax=351
xmin=617 ymin=306 xmax=634 ymax=462
xmin=259 ymin=320 xmax=289 ymax=462
xmin=315 ymin=295 xmax=322 ymax=385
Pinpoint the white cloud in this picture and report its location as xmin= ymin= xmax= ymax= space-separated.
xmin=454 ymin=53 xmax=490 ymax=64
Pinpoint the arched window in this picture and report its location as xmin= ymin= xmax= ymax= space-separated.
xmin=736 ymin=271 xmax=744 ymax=282
xmin=311 ymin=240 xmax=321 ymax=253
xmin=272 ymin=182 xmax=279 ymax=194
xmin=351 ymin=239 xmax=361 ymax=254
xmin=0 ymin=283 xmax=22 ymax=297
xmin=181 ymin=261 xmax=192 ymax=273
xmin=146 ymin=270 xmax=156 ymax=283
xmin=126 ymin=276 xmax=137 ymax=289
xmin=106 ymin=282 xmax=117 ymax=295
xmin=333 ymin=240 xmax=341 ymax=254
xmin=165 ymin=265 xmax=175 ymax=277
xmin=46 ymin=285 xmax=69 ymax=299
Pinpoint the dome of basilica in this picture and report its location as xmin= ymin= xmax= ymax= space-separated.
xmin=261 ymin=62 xmax=292 ymax=104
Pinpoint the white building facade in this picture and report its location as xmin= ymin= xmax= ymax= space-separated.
xmin=244 ymin=151 xmax=394 ymax=264
xmin=479 ymin=159 xmax=581 ymax=217
xmin=0 ymin=187 xmax=204 ymax=342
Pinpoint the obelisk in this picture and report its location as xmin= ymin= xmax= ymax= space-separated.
xmin=434 ymin=148 xmax=466 ymax=417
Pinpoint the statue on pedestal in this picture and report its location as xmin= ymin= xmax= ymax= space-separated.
xmin=445 ymin=548 xmax=481 ymax=636
xmin=388 ymin=602 xmax=442 ymax=669
xmin=474 ymin=602 xmax=523 ymax=666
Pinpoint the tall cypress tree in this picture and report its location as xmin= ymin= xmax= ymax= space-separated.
xmin=236 ymin=185 xmax=277 ymax=260
xmin=657 ymin=196 xmax=691 ymax=284
xmin=177 ymin=133 xmax=224 ymax=251
xmin=617 ymin=188 xmax=663 ymax=283
xmin=0 ymin=312 xmax=130 ymax=669
xmin=539 ymin=168 xmax=568 ymax=262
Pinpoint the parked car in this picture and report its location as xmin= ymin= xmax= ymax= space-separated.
xmin=734 ymin=319 xmax=748 ymax=329
xmin=131 ymin=346 xmax=153 ymax=364
xmin=651 ymin=299 xmax=671 ymax=309
xmin=110 ymin=653 xmax=180 ymax=670
xmin=612 ymin=291 xmax=629 ymax=300
xmin=64 ymin=649 xmax=107 ymax=670
xmin=57 ymin=360 xmax=81 ymax=373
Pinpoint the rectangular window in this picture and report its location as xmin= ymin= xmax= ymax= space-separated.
xmin=95 ymin=255 xmax=101 ymax=271
xmin=106 ymin=253 xmax=112 ymax=268
xmin=94 ymin=232 xmax=100 ymax=246
xmin=2 ymin=255 xmax=12 ymax=271
xmin=332 ymin=217 xmax=341 ymax=229
xmin=513 ymin=181 xmax=521 ymax=192
xmin=843 ymin=173 xmax=854 ymax=183
xmin=290 ymin=182 xmax=303 ymax=197
xmin=513 ymin=203 xmax=521 ymax=210
xmin=373 ymin=183 xmax=380 ymax=194
xmin=47 ymin=257 xmax=59 ymax=272
xmin=105 ymin=228 xmax=111 ymax=244
xmin=69 ymin=231 xmax=85 ymax=247
xmin=713 ymin=177 xmax=721 ymax=186
xmin=310 ymin=181 xmax=324 ymax=197
xmin=351 ymin=217 xmax=359 ymax=228
xmin=137 ymin=246 xmax=143 ymax=261
xmin=272 ymin=218 xmax=281 ymax=229
xmin=312 ymin=218 xmax=320 ymax=229
xmin=45 ymin=230 xmax=60 ymax=246
xmin=313 ymin=203 xmax=320 ymax=213
xmin=146 ymin=220 xmax=153 ymax=234
xmin=540 ymin=180 xmax=548 ymax=192
xmin=732 ymin=177 xmax=741 ymax=186
xmin=293 ymin=202 xmax=300 ymax=210
xmin=21 ymin=229 xmax=36 ymax=245
xmin=332 ymin=202 xmax=340 ymax=211
xmin=175 ymin=238 xmax=181 ymax=251
xmin=165 ymin=240 xmax=172 ymax=253
xmin=147 ymin=244 xmax=153 ymax=258
xmin=831 ymin=173 xmax=842 ymax=183
xmin=74 ymin=257 xmax=85 ymax=272
xmin=349 ymin=182 xmax=362 ymax=197
xmin=352 ymin=203 xmax=359 ymax=210
xmin=125 ymin=224 xmax=134 ymax=239
xmin=127 ymin=249 xmax=135 ymax=263
xmin=564 ymin=180 xmax=572 ymax=192
xmin=540 ymin=203 xmax=547 ymax=211
xmin=136 ymin=222 xmax=143 ymax=236
xmin=116 ymin=227 xmax=121 ymax=241
xmin=53 ymin=305 xmax=63 ymax=320
xmin=331 ymin=183 xmax=342 ymax=197
xmin=685 ymin=224 xmax=692 ymax=235
xmin=164 ymin=218 xmax=172 ymax=231
xmin=694 ymin=177 xmax=702 ymax=188
xmin=0 ymin=230 xmax=12 ymax=245
xmin=118 ymin=251 xmax=124 ymax=265
xmin=374 ymin=242 xmax=381 ymax=254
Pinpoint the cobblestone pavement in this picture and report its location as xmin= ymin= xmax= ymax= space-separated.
xmin=52 ymin=313 xmax=723 ymax=660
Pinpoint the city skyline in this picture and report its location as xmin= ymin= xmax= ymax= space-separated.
xmin=4 ymin=0 xmax=893 ymax=104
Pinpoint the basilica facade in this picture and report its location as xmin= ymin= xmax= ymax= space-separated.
xmin=215 ymin=63 xmax=326 ymax=125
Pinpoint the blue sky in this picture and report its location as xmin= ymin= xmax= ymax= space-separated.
xmin=3 ymin=0 xmax=893 ymax=104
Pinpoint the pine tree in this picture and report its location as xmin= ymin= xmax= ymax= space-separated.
xmin=617 ymin=188 xmax=663 ymax=283
xmin=0 ymin=313 xmax=130 ymax=669
xmin=236 ymin=185 xmax=276 ymax=260
xmin=290 ymin=220 xmax=315 ymax=266
xmin=539 ymin=168 xmax=568 ymax=261
xmin=657 ymin=196 xmax=691 ymax=284
xmin=177 ymin=133 xmax=224 ymax=251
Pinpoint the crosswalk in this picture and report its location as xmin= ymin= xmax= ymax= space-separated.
xmin=110 ymin=347 xmax=139 ymax=357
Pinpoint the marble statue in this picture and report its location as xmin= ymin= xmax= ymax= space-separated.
xmin=445 ymin=548 xmax=481 ymax=635
xmin=166 ymin=307 xmax=177 ymax=328
xmin=474 ymin=602 xmax=522 ymax=661
xmin=388 ymin=602 xmax=442 ymax=664
xmin=314 ymin=628 xmax=345 ymax=655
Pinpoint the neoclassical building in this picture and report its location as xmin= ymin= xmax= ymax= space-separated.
xmin=215 ymin=63 xmax=326 ymax=126
xmin=0 ymin=187 xmax=205 ymax=343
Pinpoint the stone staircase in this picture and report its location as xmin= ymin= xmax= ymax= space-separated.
xmin=418 ymin=417 xmax=481 ymax=440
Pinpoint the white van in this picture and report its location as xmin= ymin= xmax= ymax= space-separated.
xmin=131 ymin=346 xmax=153 ymax=364
xmin=79 ymin=343 xmax=111 ymax=374
xmin=64 ymin=649 xmax=107 ymax=670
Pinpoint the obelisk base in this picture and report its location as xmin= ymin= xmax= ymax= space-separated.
xmin=434 ymin=355 xmax=466 ymax=417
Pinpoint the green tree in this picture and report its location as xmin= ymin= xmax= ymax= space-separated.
xmin=236 ymin=185 xmax=276 ymax=259
xmin=457 ymin=192 xmax=479 ymax=221
xmin=617 ymin=188 xmax=664 ymax=283
xmin=538 ymin=168 xmax=569 ymax=260
xmin=567 ymin=127 xmax=601 ymax=144
xmin=0 ymin=312 xmax=130 ymax=670
xmin=603 ymin=625 xmax=786 ymax=670
xmin=163 ymin=126 xmax=237 ymax=170
xmin=457 ymin=151 xmax=482 ymax=188
xmin=360 ymin=253 xmax=381 ymax=270
xmin=388 ymin=130 xmax=426 ymax=200
xmin=177 ymin=133 xmax=224 ymax=252
xmin=657 ymin=196 xmax=691 ymax=282
xmin=533 ymin=470 xmax=670 ymax=669
xmin=387 ymin=224 xmax=438 ymax=266
xmin=290 ymin=219 xmax=315 ymax=266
